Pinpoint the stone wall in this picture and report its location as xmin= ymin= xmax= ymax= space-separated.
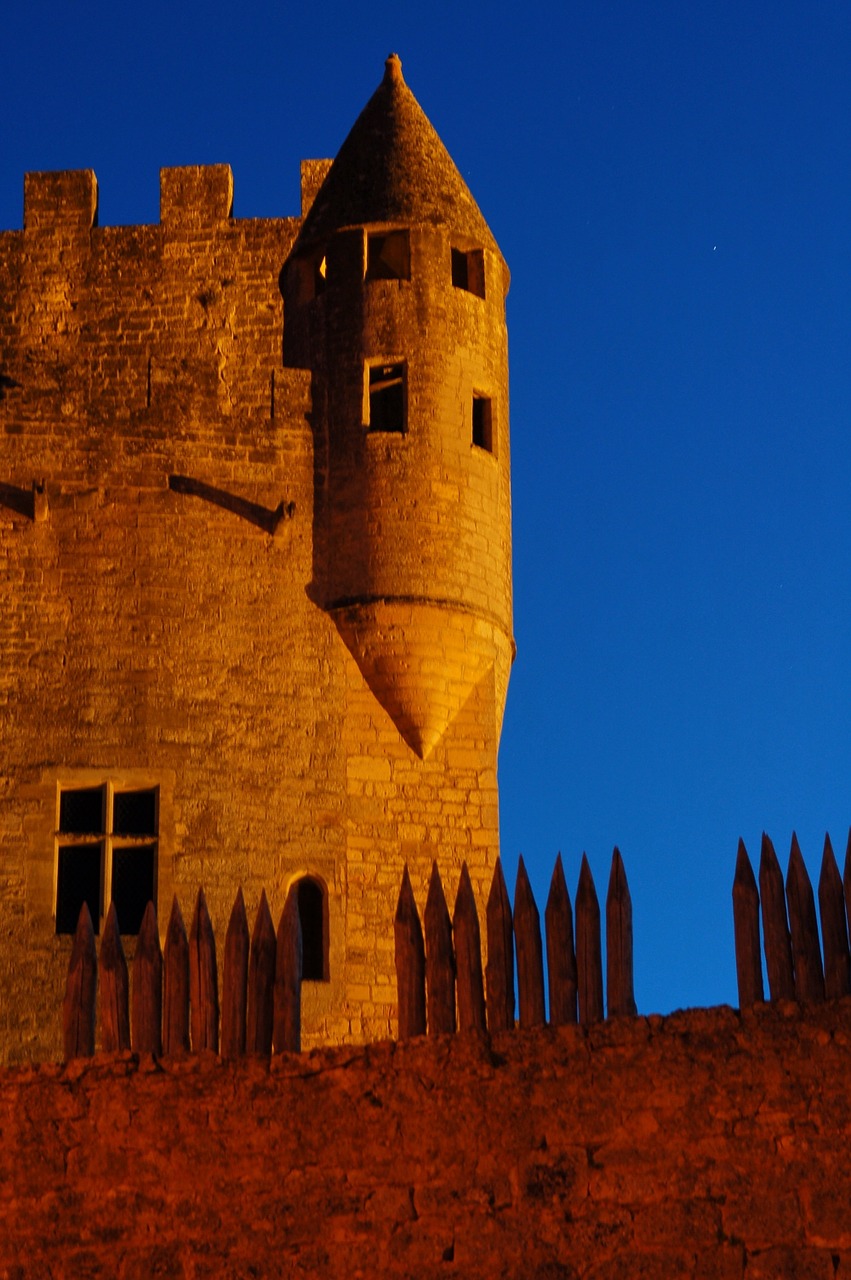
xmin=2 ymin=1001 xmax=851 ymax=1277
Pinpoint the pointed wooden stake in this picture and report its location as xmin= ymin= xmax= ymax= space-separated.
xmin=606 ymin=847 xmax=637 ymax=1017
xmin=425 ymin=862 xmax=456 ymax=1035
xmin=453 ymin=863 xmax=486 ymax=1033
xmin=485 ymin=858 xmax=515 ymax=1032
xmin=248 ymin=891 xmax=276 ymax=1056
xmin=842 ymin=829 xmax=851 ymax=974
xmin=99 ymin=902 xmax=130 ymax=1053
xmin=545 ymin=854 xmax=577 ymax=1026
xmin=220 ymin=888 xmax=249 ymax=1060
xmin=759 ymin=833 xmax=795 ymax=1001
xmin=394 ymin=866 xmax=426 ymax=1039
xmin=604 ymin=849 xmax=637 ymax=1018
xmin=786 ymin=834 xmax=825 ymax=1003
xmin=514 ymin=856 xmax=545 ymax=1028
xmin=274 ymin=885 xmax=302 ymax=1054
xmin=132 ymin=901 xmax=162 ymax=1056
xmin=63 ymin=902 xmax=97 ymax=1060
xmin=576 ymin=854 xmax=603 ymax=1025
xmin=189 ymin=888 xmax=219 ymax=1052
xmin=163 ymin=895 xmax=190 ymax=1055
xmin=819 ymin=833 xmax=850 ymax=1000
xmin=732 ymin=839 xmax=764 ymax=1007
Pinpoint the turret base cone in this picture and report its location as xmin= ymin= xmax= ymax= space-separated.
xmin=330 ymin=599 xmax=513 ymax=759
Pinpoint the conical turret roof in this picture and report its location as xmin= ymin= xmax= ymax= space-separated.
xmin=296 ymin=54 xmax=501 ymax=257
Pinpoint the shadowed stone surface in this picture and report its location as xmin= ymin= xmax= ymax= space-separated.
xmin=2 ymin=1003 xmax=851 ymax=1276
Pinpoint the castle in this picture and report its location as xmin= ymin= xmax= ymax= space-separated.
xmin=0 ymin=54 xmax=513 ymax=1062
xmin=5 ymin=54 xmax=851 ymax=1278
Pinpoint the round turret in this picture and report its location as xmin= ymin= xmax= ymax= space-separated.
xmin=282 ymin=55 xmax=513 ymax=758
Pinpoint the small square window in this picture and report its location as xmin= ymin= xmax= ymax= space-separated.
xmin=59 ymin=786 xmax=105 ymax=835
xmin=472 ymin=395 xmax=493 ymax=453
xmin=113 ymin=789 xmax=157 ymax=837
xmin=368 ymin=363 xmax=406 ymax=434
xmin=366 ymin=230 xmax=410 ymax=282
xmin=451 ymin=247 xmax=485 ymax=299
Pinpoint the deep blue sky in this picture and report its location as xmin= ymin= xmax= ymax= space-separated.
xmin=3 ymin=2 xmax=850 ymax=1014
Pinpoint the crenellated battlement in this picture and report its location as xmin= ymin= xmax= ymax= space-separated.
xmin=23 ymin=168 xmax=99 ymax=231
xmin=9 ymin=159 xmax=330 ymax=239
xmin=159 ymin=164 xmax=234 ymax=228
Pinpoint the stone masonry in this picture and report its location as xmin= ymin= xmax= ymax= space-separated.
xmin=1 ymin=1003 xmax=851 ymax=1277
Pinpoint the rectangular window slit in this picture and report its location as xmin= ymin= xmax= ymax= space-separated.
xmin=368 ymin=362 xmax=406 ymax=433
xmin=472 ymin=395 xmax=493 ymax=453
xmin=112 ymin=844 xmax=157 ymax=936
xmin=56 ymin=843 xmax=103 ymax=936
xmin=452 ymin=247 xmax=485 ymax=298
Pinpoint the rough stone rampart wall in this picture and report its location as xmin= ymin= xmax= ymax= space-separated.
xmin=1 ymin=1002 xmax=850 ymax=1278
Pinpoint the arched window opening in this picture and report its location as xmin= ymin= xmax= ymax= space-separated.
xmin=297 ymin=876 xmax=329 ymax=981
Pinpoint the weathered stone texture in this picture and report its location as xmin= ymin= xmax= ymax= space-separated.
xmin=0 ymin=1003 xmax=850 ymax=1276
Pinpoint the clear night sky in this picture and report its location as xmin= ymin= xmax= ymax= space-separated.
xmin=3 ymin=2 xmax=850 ymax=1015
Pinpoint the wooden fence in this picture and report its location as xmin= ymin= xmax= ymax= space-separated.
xmin=67 ymin=828 xmax=844 ymax=1060
xmin=733 ymin=831 xmax=851 ymax=1008
xmin=63 ymin=851 xmax=635 ymax=1059
xmin=63 ymin=886 xmax=302 ymax=1060
xmin=395 ymin=850 xmax=637 ymax=1039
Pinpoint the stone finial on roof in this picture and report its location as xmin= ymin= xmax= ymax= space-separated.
xmin=385 ymin=52 xmax=403 ymax=84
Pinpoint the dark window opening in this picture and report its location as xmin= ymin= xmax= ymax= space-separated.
xmin=312 ymin=252 xmax=327 ymax=297
xmin=55 ymin=783 xmax=159 ymax=936
xmin=472 ymin=395 xmax=493 ymax=453
xmin=112 ymin=844 xmax=156 ymax=935
xmin=292 ymin=247 xmax=327 ymax=304
xmin=366 ymin=230 xmax=410 ymax=282
xmin=297 ymin=878 xmax=328 ymax=981
xmin=59 ymin=786 xmax=105 ymax=835
xmin=369 ymin=363 xmax=406 ymax=433
xmin=451 ymin=247 xmax=485 ymax=299
xmin=56 ymin=843 xmax=102 ymax=936
xmin=113 ymin=788 xmax=157 ymax=837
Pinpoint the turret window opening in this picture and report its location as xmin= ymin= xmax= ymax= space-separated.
xmin=472 ymin=394 xmax=494 ymax=454
xmin=313 ymin=251 xmax=328 ymax=296
xmin=365 ymin=230 xmax=410 ymax=282
xmin=55 ymin=783 xmax=158 ymax=936
xmin=367 ymin=361 xmax=406 ymax=433
xmin=296 ymin=876 xmax=329 ymax=981
xmin=293 ymin=247 xmax=327 ymax=304
xmin=451 ymin=247 xmax=485 ymax=299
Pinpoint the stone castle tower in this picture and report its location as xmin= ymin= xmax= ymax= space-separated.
xmin=0 ymin=55 xmax=513 ymax=1062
